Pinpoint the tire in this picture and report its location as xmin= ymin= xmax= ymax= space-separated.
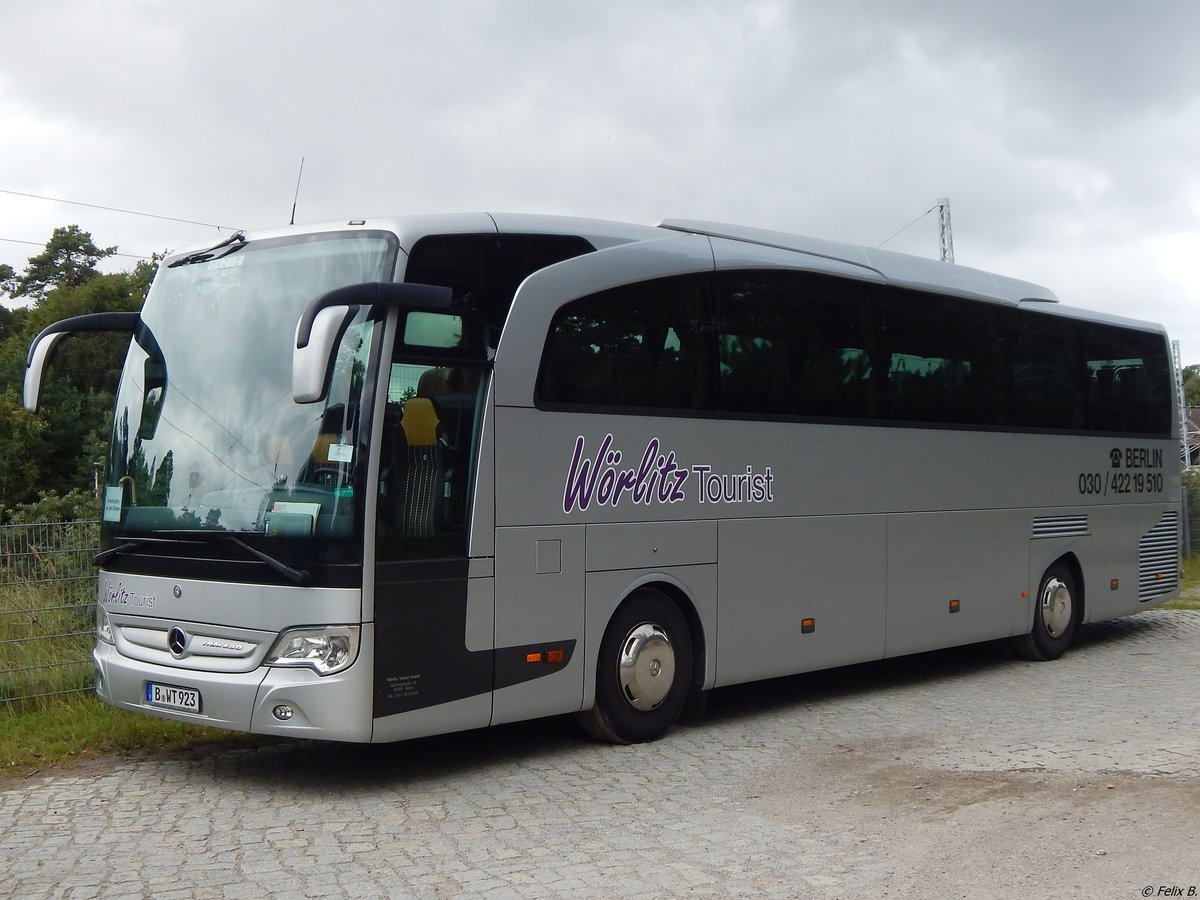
xmin=1010 ymin=561 xmax=1080 ymax=661
xmin=576 ymin=589 xmax=693 ymax=744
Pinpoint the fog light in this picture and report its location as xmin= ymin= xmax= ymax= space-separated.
xmin=272 ymin=705 xmax=294 ymax=721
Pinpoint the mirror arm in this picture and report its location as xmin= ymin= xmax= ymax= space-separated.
xmin=295 ymin=282 xmax=453 ymax=350
xmin=25 ymin=312 xmax=142 ymax=367
xmin=24 ymin=312 xmax=142 ymax=413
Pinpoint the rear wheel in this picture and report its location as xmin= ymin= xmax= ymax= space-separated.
xmin=576 ymin=589 xmax=692 ymax=744
xmin=1010 ymin=562 xmax=1080 ymax=661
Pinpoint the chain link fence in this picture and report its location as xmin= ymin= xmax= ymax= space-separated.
xmin=0 ymin=520 xmax=99 ymax=709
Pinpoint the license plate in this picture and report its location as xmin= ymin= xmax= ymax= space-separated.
xmin=146 ymin=682 xmax=201 ymax=713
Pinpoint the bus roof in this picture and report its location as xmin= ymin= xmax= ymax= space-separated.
xmin=660 ymin=219 xmax=1060 ymax=305
xmin=166 ymin=212 xmax=1061 ymax=307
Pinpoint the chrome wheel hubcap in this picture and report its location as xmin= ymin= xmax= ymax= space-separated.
xmin=1040 ymin=577 xmax=1073 ymax=638
xmin=617 ymin=623 xmax=675 ymax=711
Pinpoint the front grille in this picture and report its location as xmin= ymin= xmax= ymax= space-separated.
xmin=112 ymin=619 xmax=271 ymax=673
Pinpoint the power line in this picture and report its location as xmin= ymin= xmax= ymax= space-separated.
xmin=0 ymin=187 xmax=240 ymax=231
xmin=0 ymin=235 xmax=150 ymax=260
xmin=876 ymin=204 xmax=938 ymax=249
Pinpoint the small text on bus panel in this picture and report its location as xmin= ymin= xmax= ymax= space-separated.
xmin=1078 ymin=447 xmax=1165 ymax=497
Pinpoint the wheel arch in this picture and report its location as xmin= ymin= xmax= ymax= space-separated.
xmin=589 ymin=571 xmax=710 ymax=705
xmin=1026 ymin=547 xmax=1087 ymax=630
xmin=1011 ymin=551 xmax=1085 ymax=661
xmin=1052 ymin=551 xmax=1086 ymax=623
xmin=576 ymin=574 xmax=705 ymax=743
xmin=634 ymin=578 xmax=708 ymax=697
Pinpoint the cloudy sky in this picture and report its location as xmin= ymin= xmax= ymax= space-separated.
xmin=3 ymin=0 xmax=1199 ymax=364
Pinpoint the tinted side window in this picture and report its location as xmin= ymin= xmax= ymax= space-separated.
xmin=715 ymin=271 xmax=878 ymax=419
xmin=1010 ymin=312 xmax=1083 ymax=430
xmin=535 ymin=266 xmax=1172 ymax=436
xmin=406 ymin=234 xmax=594 ymax=346
xmin=879 ymin=287 xmax=1008 ymax=426
xmin=537 ymin=275 xmax=715 ymax=411
xmin=1010 ymin=312 xmax=1172 ymax=436
xmin=1078 ymin=322 xmax=1171 ymax=435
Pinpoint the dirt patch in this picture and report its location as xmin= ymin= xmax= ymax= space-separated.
xmin=742 ymin=736 xmax=1200 ymax=897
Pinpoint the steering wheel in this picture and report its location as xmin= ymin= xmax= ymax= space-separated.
xmin=310 ymin=467 xmax=342 ymax=487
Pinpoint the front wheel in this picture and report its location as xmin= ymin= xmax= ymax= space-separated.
xmin=1010 ymin=562 xmax=1080 ymax=661
xmin=576 ymin=589 xmax=692 ymax=744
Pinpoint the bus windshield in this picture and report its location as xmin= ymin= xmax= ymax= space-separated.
xmin=103 ymin=231 xmax=395 ymax=546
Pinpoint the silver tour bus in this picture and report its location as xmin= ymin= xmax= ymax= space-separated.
xmin=24 ymin=214 xmax=1182 ymax=744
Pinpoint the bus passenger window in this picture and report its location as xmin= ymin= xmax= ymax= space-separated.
xmin=716 ymin=270 xmax=877 ymax=420
xmin=537 ymin=275 xmax=715 ymax=412
xmin=878 ymin=287 xmax=1003 ymax=426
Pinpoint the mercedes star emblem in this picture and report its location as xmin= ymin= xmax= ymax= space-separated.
xmin=167 ymin=626 xmax=188 ymax=657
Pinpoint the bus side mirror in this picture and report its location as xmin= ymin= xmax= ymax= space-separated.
xmin=292 ymin=305 xmax=358 ymax=403
xmin=138 ymin=358 xmax=168 ymax=441
xmin=292 ymin=281 xmax=454 ymax=403
xmin=24 ymin=330 xmax=71 ymax=413
xmin=24 ymin=312 xmax=142 ymax=413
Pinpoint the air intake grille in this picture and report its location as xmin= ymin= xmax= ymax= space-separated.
xmin=1139 ymin=511 xmax=1179 ymax=602
xmin=1031 ymin=515 xmax=1089 ymax=539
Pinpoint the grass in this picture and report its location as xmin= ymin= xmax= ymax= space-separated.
xmin=0 ymin=694 xmax=263 ymax=780
xmin=2 ymin=576 xmax=262 ymax=780
xmin=1163 ymin=554 xmax=1200 ymax=610
xmin=0 ymin=581 xmax=95 ymax=703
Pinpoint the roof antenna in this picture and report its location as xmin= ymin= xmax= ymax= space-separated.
xmin=289 ymin=156 xmax=305 ymax=226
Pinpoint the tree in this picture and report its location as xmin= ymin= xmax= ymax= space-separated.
xmin=0 ymin=303 xmax=21 ymax=345
xmin=0 ymin=390 xmax=46 ymax=510
xmin=0 ymin=262 xmax=15 ymax=295
xmin=1184 ymin=365 xmax=1200 ymax=408
xmin=11 ymin=225 xmax=116 ymax=299
xmin=128 ymin=255 xmax=160 ymax=302
xmin=0 ymin=226 xmax=147 ymax=517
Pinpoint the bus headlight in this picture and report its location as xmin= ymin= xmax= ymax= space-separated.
xmin=97 ymin=604 xmax=114 ymax=644
xmin=266 ymin=626 xmax=360 ymax=676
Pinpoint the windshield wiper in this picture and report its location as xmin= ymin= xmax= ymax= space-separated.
xmin=93 ymin=539 xmax=154 ymax=567
xmin=167 ymin=231 xmax=246 ymax=268
xmin=93 ymin=535 xmax=205 ymax=567
xmin=225 ymin=535 xmax=310 ymax=586
xmin=95 ymin=532 xmax=308 ymax=585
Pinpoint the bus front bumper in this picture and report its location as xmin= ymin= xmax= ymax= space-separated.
xmin=93 ymin=638 xmax=374 ymax=743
